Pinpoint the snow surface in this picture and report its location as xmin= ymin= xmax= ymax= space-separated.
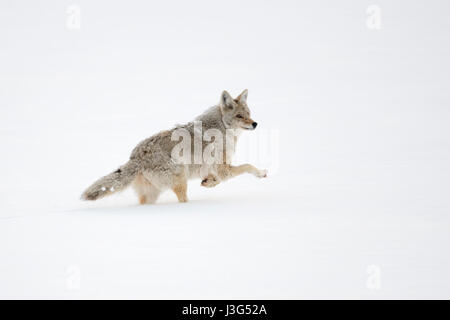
xmin=1 ymin=0 xmax=450 ymax=299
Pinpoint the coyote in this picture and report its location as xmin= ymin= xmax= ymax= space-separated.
xmin=81 ymin=89 xmax=267 ymax=204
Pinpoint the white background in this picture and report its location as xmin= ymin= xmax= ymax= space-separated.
xmin=1 ymin=0 xmax=449 ymax=299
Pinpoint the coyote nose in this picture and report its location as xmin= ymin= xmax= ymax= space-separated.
xmin=252 ymin=122 xmax=257 ymax=128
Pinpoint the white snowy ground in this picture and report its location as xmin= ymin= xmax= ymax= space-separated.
xmin=1 ymin=0 xmax=450 ymax=299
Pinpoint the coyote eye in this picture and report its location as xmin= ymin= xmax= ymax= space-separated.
xmin=236 ymin=114 xmax=243 ymax=119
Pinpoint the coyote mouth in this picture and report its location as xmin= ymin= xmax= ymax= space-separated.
xmin=241 ymin=121 xmax=257 ymax=130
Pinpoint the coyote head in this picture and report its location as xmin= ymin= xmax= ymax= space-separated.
xmin=220 ymin=89 xmax=257 ymax=130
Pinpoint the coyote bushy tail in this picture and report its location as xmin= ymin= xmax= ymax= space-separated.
xmin=81 ymin=160 xmax=140 ymax=201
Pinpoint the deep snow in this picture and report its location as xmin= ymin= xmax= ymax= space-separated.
xmin=1 ymin=0 xmax=450 ymax=299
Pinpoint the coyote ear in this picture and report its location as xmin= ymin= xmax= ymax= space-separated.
xmin=237 ymin=89 xmax=248 ymax=104
xmin=220 ymin=90 xmax=234 ymax=109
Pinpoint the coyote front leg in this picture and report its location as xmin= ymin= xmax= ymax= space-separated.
xmin=172 ymin=173 xmax=189 ymax=203
xmin=227 ymin=164 xmax=268 ymax=179
xmin=201 ymin=164 xmax=267 ymax=188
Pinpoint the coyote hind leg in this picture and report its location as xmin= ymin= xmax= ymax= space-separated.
xmin=132 ymin=174 xmax=161 ymax=204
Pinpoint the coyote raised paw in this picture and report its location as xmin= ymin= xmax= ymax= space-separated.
xmin=256 ymin=169 xmax=268 ymax=178
xmin=201 ymin=174 xmax=220 ymax=188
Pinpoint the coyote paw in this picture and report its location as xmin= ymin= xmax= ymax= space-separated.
xmin=201 ymin=175 xmax=220 ymax=188
xmin=256 ymin=169 xmax=268 ymax=178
